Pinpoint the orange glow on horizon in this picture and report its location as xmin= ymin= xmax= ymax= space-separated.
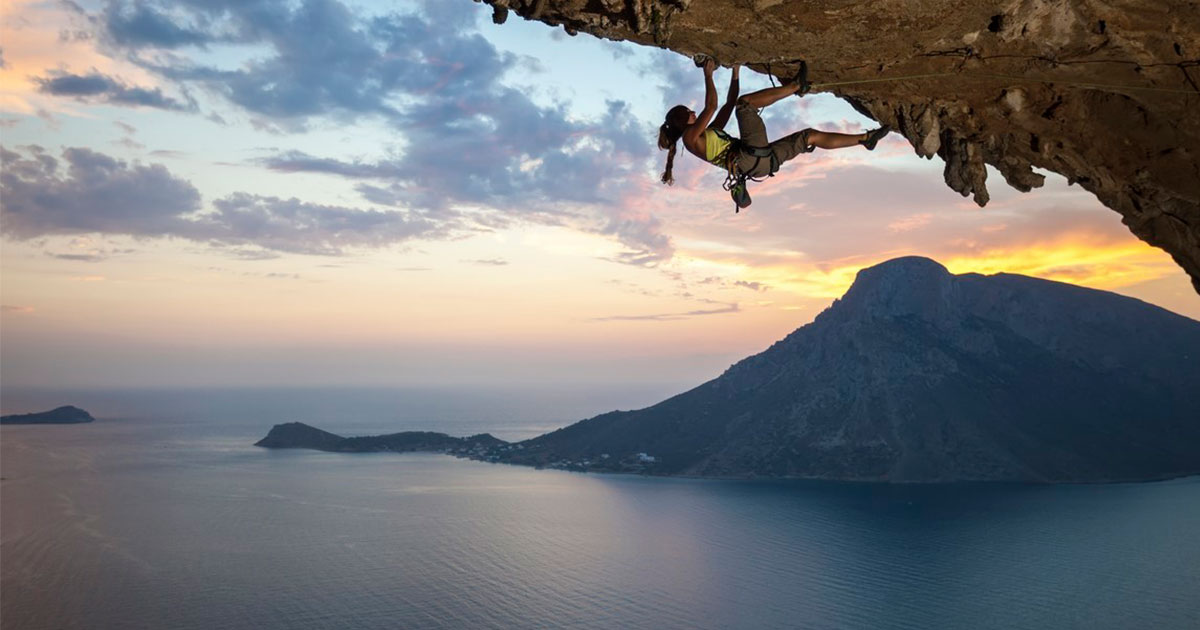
xmin=682 ymin=235 xmax=1181 ymax=301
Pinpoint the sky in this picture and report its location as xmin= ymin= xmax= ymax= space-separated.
xmin=2 ymin=0 xmax=1198 ymax=391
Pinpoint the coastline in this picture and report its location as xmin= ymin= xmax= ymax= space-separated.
xmin=253 ymin=426 xmax=1200 ymax=486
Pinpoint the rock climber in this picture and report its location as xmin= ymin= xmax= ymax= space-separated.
xmin=658 ymin=57 xmax=891 ymax=208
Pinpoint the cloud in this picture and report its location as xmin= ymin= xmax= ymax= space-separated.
xmin=44 ymin=242 xmax=138 ymax=262
xmin=256 ymin=94 xmax=649 ymax=212
xmin=194 ymin=193 xmax=451 ymax=256
xmin=649 ymin=49 xmax=696 ymax=109
xmin=0 ymin=145 xmax=203 ymax=238
xmin=97 ymin=0 xmax=484 ymax=123
xmin=204 ymin=269 xmax=304 ymax=280
xmin=258 ymin=107 xmax=671 ymax=264
xmin=593 ymin=301 xmax=740 ymax=322
xmin=258 ymin=151 xmax=399 ymax=179
xmin=606 ymin=41 xmax=635 ymax=61
xmin=1 ymin=305 xmax=35 ymax=313
xmin=100 ymin=1 xmax=216 ymax=49
xmin=82 ymin=0 xmax=673 ymax=266
xmin=691 ymin=276 xmax=770 ymax=292
xmin=35 ymin=71 xmax=193 ymax=110
xmin=464 ymin=258 xmax=508 ymax=266
xmin=733 ymin=280 xmax=767 ymax=291
xmin=285 ymin=97 xmax=650 ymax=212
xmin=222 ymin=248 xmax=280 ymax=260
xmin=888 ymin=212 xmax=934 ymax=232
xmin=50 ymin=253 xmax=107 ymax=262
xmin=0 ymin=146 xmax=458 ymax=256
xmin=595 ymin=203 xmax=674 ymax=266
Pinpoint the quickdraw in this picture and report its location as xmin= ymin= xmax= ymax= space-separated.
xmin=711 ymin=129 xmax=778 ymax=213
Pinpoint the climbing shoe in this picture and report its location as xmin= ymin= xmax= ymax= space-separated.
xmin=861 ymin=125 xmax=892 ymax=151
xmin=792 ymin=60 xmax=811 ymax=96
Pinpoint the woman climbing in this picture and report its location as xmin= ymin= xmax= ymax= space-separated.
xmin=658 ymin=57 xmax=891 ymax=208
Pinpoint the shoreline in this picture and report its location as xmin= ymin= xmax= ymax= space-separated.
xmin=255 ymin=437 xmax=1200 ymax=486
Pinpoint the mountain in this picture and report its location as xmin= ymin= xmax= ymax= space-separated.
xmin=255 ymin=422 xmax=507 ymax=454
xmin=1 ymin=406 xmax=95 ymax=425
xmin=496 ymin=257 xmax=1200 ymax=482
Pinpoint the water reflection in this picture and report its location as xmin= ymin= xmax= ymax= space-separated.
xmin=3 ymin=406 xmax=1199 ymax=630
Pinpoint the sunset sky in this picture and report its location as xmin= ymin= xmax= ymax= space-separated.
xmin=2 ymin=0 xmax=1197 ymax=390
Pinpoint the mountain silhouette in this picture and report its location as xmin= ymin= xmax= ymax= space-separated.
xmin=500 ymin=257 xmax=1200 ymax=482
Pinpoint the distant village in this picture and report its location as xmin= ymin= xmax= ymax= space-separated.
xmin=446 ymin=440 xmax=659 ymax=474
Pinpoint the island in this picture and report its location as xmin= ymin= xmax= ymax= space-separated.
xmin=1 ymin=406 xmax=96 ymax=425
xmin=255 ymin=257 xmax=1200 ymax=483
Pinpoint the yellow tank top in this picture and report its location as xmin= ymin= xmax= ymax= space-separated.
xmin=703 ymin=129 xmax=732 ymax=166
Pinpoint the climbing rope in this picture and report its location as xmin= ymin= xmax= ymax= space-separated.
xmin=701 ymin=52 xmax=1197 ymax=94
xmin=810 ymin=71 xmax=1199 ymax=94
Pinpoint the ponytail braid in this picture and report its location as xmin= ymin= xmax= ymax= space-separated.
xmin=658 ymin=121 xmax=683 ymax=186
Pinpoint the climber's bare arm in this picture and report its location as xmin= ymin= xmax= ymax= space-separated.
xmin=710 ymin=65 xmax=740 ymax=131
xmin=681 ymin=58 xmax=719 ymax=155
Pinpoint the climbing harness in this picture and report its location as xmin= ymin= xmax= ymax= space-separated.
xmin=713 ymin=59 xmax=802 ymax=213
xmin=709 ymin=128 xmax=779 ymax=213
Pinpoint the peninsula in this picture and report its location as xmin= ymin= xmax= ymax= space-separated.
xmin=255 ymin=421 xmax=505 ymax=455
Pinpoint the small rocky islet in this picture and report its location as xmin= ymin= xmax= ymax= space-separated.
xmin=1 ymin=406 xmax=96 ymax=425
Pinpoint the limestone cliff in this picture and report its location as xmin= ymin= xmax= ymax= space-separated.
xmin=474 ymin=0 xmax=1200 ymax=291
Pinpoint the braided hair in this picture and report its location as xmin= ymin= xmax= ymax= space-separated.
xmin=658 ymin=105 xmax=690 ymax=186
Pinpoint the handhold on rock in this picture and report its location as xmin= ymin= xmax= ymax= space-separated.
xmin=492 ymin=5 xmax=509 ymax=24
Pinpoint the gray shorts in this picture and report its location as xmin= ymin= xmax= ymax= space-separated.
xmin=734 ymin=101 xmax=813 ymax=177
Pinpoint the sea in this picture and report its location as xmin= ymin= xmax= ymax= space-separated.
xmin=2 ymin=386 xmax=1198 ymax=630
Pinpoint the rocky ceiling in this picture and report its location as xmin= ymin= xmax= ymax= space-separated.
xmin=475 ymin=0 xmax=1200 ymax=292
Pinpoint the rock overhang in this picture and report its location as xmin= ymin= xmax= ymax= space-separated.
xmin=472 ymin=0 xmax=1200 ymax=292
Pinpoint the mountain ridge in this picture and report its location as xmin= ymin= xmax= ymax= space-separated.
xmin=497 ymin=257 xmax=1200 ymax=482
xmin=255 ymin=258 xmax=1200 ymax=483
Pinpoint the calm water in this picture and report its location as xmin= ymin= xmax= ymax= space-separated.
xmin=3 ymin=388 xmax=1199 ymax=630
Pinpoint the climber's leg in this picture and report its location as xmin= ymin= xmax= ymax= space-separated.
xmin=767 ymin=129 xmax=814 ymax=169
xmin=805 ymin=129 xmax=868 ymax=150
xmin=735 ymin=101 xmax=769 ymax=147
xmin=737 ymin=82 xmax=803 ymax=110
